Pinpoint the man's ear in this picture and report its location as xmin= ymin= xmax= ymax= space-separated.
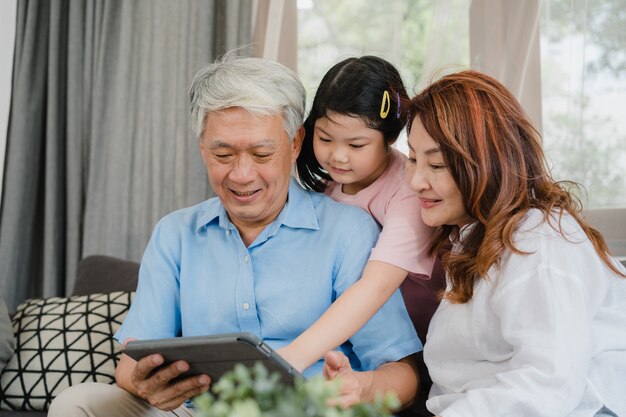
xmin=291 ymin=126 xmax=305 ymax=160
xmin=199 ymin=139 xmax=208 ymax=165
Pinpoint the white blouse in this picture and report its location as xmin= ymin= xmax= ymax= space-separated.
xmin=424 ymin=209 xmax=626 ymax=417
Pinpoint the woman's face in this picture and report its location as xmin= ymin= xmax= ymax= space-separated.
xmin=405 ymin=117 xmax=472 ymax=228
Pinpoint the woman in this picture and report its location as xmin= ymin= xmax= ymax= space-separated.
xmin=405 ymin=70 xmax=626 ymax=417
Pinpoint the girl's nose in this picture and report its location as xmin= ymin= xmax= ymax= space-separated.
xmin=330 ymin=146 xmax=348 ymax=163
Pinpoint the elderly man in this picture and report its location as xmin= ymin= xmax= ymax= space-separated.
xmin=48 ymin=55 xmax=421 ymax=417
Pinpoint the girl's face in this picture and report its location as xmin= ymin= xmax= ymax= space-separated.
xmin=405 ymin=117 xmax=472 ymax=228
xmin=313 ymin=112 xmax=390 ymax=195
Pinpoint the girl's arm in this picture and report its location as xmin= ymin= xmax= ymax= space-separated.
xmin=278 ymin=260 xmax=408 ymax=372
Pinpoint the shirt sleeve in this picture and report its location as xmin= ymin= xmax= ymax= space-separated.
xmin=439 ymin=257 xmax=600 ymax=417
xmin=369 ymin=191 xmax=435 ymax=277
xmin=115 ymin=215 xmax=183 ymax=343
xmin=333 ymin=209 xmax=422 ymax=371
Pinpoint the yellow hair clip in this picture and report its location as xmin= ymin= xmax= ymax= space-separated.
xmin=380 ymin=90 xmax=390 ymax=119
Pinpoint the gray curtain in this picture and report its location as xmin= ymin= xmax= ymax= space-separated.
xmin=0 ymin=0 xmax=251 ymax=311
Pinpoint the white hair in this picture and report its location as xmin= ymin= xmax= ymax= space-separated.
xmin=189 ymin=54 xmax=306 ymax=141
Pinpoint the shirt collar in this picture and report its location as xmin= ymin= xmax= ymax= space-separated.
xmin=449 ymin=221 xmax=478 ymax=253
xmin=458 ymin=222 xmax=476 ymax=242
xmin=280 ymin=178 xmax=320 ymax=231
xmin=194 ymin=177 xmax=320 ymax=233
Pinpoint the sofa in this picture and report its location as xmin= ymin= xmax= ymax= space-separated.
xmin=0 ymin=255 xmax=140 ymax=417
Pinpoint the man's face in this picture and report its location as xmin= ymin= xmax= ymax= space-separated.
xmin=199 ymin=108 xmax=302 ymax=235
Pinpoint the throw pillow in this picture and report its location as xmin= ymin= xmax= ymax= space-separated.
xmin=0 ymin=298 xmax=14 ymax=372
xmin=0 ymin=291 xmax=134 ymax=411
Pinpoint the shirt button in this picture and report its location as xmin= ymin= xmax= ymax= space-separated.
xmin=226 ymin=230 xmax=230 ymax=236
xmin=243 ymin=255 xmax=249 ymax=263
xmin=242 ymin=303 xmax=250 ymax=310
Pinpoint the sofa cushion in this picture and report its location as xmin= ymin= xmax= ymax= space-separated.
xmin=72 ymin=255 xmax=140 ymax=296
xmin=0 ymin=291 xmax=134 ymax=411
xmin=0 ymin=298 xmax=14 ymax=372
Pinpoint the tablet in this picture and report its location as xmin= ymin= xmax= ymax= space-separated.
xmin=123 ymin=332 xmax=304 ymax=385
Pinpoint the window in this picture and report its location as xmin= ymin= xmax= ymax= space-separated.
xmin=297 ymin=0 xmax=470 ymax=152
xmin=540 ymin=0 xmax=626 ymax=208
xmin=297 ymin=0 xmax=626 ymax=209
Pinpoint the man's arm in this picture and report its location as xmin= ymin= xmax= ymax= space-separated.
xmin=323 ymin=350 xmax=419 ymax=409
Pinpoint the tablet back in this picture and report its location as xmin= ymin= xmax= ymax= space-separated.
xmin=123 ymin=332 xmax=303 ymax=385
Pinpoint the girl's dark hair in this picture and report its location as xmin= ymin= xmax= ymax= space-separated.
xmin=296 ymin=56 xmax=409 ymax=192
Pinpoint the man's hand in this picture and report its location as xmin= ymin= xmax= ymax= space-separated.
xmin=323 ymin=351 xmax=419 ymax=410
xmin=323 ymin=350 xmax=373 ymax=408
xmin=116 ymin=352 xmax=211 ymax=411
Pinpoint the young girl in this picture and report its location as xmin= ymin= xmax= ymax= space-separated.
xmin=278 ymin=56 xmax=445 ymax=387
xmin=405 ymin=70 xmax=626 ymax=417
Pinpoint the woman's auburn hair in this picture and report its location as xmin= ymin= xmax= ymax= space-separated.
xmin=408 ymin=70 xmax=625 ymax=304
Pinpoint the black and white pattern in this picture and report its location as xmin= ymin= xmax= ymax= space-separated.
xmin=0 ymin=291 xmax=134 ymax=411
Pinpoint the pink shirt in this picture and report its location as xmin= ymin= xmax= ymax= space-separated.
xmin=327 ymin=148 xmax=445 ymax=342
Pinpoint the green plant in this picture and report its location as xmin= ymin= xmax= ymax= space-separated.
xmin=194 ymin=362 xmax=400 ymax=417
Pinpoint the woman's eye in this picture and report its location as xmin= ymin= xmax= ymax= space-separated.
xmin=430 ymin=164 xmax=446 ymax=170
xmin=318 ymin=137 xmax=331 ymax=143
xmin=349 ymin=144 xmax=364 ymax=149
xmin=407 ymin=157 xmax=416 ymax=164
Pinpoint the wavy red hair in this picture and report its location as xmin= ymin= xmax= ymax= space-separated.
xmin=408 ymin=70 xmax=625 ymax=303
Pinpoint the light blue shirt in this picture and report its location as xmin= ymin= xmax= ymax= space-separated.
xmin=116 ymin=179 xmax=421 ymax=377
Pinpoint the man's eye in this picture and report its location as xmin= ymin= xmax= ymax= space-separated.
xmin=255 ymin=154 xmax=271 ymax=160
xmin=214 ymin=154 xmax=233 ymax=160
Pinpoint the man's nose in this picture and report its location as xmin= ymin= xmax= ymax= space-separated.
xmin=229 ymin=155 xmax=256 ymax=183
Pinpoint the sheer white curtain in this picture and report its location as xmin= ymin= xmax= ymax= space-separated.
xmin=293 ymin=0 xmax=471 ymax=154
xmin=258 ymin=0 xmax=626 ymax=210
xmin=470 ymin=0 xmax=543 ymax=132
xmin=468 ymin=0 xmax=625 ymax=209
xmin=251 ymin=0 xmax=298 ymax=71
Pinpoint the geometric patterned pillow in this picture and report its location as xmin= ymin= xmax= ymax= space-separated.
xmin=0 ymin=291 xmax=134 ymax=411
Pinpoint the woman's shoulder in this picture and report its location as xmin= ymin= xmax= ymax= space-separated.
xmin=514 ymin=208 xmax=584 ymax=244
xmin=501 ymin=208 xmax=597 ymax=276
